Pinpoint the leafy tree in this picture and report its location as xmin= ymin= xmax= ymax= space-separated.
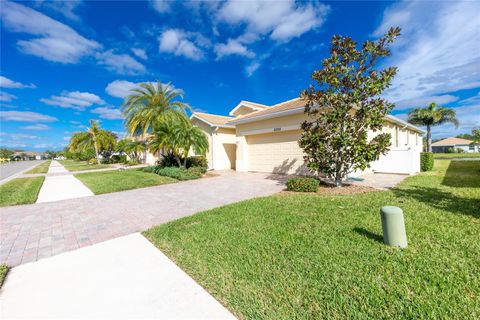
xmin=68 ymin=120 xmax=117 ymax=163
xmin=407 ymin=102 xmax=459 ymax=152
xmin=299 ymin=27 xmax=401 ymax=187
xmin=471 ymin=128 xmax=480 ymax=149
xmin=116 ymin=138 xmax=146 ymax=162
xmin=148 ymin=114 xmax=208 ymax=167
xmin=0 ymin=148 xmax=14 ymax=159
xmin=122 ymin=81 xmax=190 ymax=136
xmin=456 ymin=133 xmax=474 ymax=140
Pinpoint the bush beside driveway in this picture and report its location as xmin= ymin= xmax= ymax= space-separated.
xmin=144 ymin=160 xmax=480 ymax=319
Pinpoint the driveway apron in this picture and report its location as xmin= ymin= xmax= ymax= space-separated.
xmin=0 ymin=171 xmax=284 ymax=267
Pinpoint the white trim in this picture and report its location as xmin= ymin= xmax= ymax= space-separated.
xmin=190 ymin=114 xmax=235 ymax=129
xmin=228 ymin=101 xmax=267 ymax=116
xmin=229 ymin=105 xmax=425 ymax=134
xmin=239 ymin=124 xmax=301 ymax=136
xmin=229 ymin=107 xmax=305 ymax=124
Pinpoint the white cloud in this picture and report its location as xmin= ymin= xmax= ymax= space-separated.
xmin=0 ymin=111 xmax=58 ymax=122
xmin=394 ymin=95 xmax=459 ymax=109
xmin=217 ymin=0 xmax=329 ymax=42
xmin=376 ymin=1 xmax=480 ymax=108
xmin=245 ymin=62 xmax=260 ymax=77
xmin=0 ymin=76 xmax=36 ymax=89
xmin=90 ymin=106 xmax=123 ymax=120
xmin=151 ymin=0 xmax=171 ymax=13
xmin=96 ymin=50 xmax=146 ymax=75
xmin=41 ymin=91 xmax=105 ymax=110
xmin=105 ymin=80 xmax=140 ymax=99
xmin=131 ymin=48 xmax=148 ymax=60
xmin=159 ymin=29 xmax=205 ymax=60
xmin=1 ymin=1 xmax=100 ymax=63
xmin=34 ymin=0 xmax=84 ymax=21
xmin=0 ymin=92 xmax=17 ymax=102
xmin=214 ymin=39 xmax=255 ymax=59
xmin=20 ymin=124 xmax=50 ymax=130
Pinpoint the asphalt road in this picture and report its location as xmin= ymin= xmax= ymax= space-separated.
xmin=0 ymin=160 xmax=45 ymax=181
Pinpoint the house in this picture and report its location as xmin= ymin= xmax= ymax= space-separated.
xmin=431 ymin=137 xmax=478 ymax=153
xmin=147 ymin=98 xmax=425 ymax=175
xmin=12 ymin=151 xmax=44 ymax=161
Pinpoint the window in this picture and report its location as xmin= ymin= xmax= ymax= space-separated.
xmin=469 ymin=144 xmax=475 ymax=150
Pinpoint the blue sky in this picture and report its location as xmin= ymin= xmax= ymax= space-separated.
xmin=1 ymin=0 xmax=479 ymax=151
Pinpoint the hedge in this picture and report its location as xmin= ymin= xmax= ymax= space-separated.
xmin=286 ymin=177 xmax=319 ymax=192
xmin=420 ymin=152 xmax=434 ymax=172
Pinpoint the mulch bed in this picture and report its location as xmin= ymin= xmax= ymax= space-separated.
xmin=281 ymin=183 xmax=379 ymax=196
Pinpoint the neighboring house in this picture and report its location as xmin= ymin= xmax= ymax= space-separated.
xmin=12 ymin=151 xmax=44 ymax=160
xmin=146 ymin=98 xmax=425 ymax=175
xmin=431 ymin=137 xmax=479 ymax=153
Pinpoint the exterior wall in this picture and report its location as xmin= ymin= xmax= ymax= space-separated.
xmin=191 ymin=119 xmax=215 ymax=168
xmin=236 ymin=112 xmax=423 ymax=175
xmin=212 ymin=128 xmax=237 ymax=170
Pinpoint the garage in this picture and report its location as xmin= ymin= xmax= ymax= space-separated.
xmin=246 ymin=130 xmax=307 ymax=174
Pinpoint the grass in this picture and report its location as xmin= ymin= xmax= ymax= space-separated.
xmin=0 ymin=264 xmax=9 ymax=288
xmin=75 ymin=169 xmax=177 ymax=194
xmin=434 ymin=152 xmax=480 ymax=159
xmin=58 ymin=159 xmax=112 ymax=172
xmin=0 ymin=177 xmax=45 ymax=207
xmin=25 ymin=160 xmax=51 ymax=174
xmin=144 ymin=160 xmax=480 ymax=319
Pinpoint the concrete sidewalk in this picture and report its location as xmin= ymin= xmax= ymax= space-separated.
xmin=36 ymin=161 xmax=94 ymax=203
xmin=0 ymin=233 xmax=236 ymax=319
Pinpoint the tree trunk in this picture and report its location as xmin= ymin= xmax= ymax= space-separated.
xmin=426 ymin=124 xmax=432 ymax=152
xmin=93 ymin=137 xmax=100 ymax=164
xmin=175 ymin=154 xmax=182 ymax=167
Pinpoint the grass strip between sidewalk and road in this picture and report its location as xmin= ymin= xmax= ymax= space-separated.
xmin=75 ymin=169 xmax=177 ymax=195
xmin=0 ymin=177 xmax=45 ymax=207
xmin=58 ymin=160 xmax=112 ymax=172
xmin=144 ymin=160 xmax=480 ymax=319
xmin=25 ymin=160 xmax=52 ymax=174
xmin=0 ymin=264 xmax=9 ymax=288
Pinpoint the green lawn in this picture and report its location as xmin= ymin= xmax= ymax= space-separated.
xmin=0 ymin=177 xmax=45 ymax=207
xmin=434 ymin=152 xmax=480 ymax=159
xmin=0 ymin=264 xmax=9 ymax=288
xmin=58 ymin=159 xmax=112 ymax=171
xmin=25 ymin=160 xmax=51 ymax=174
xmin=75 ymin=169 xmax=177 ymax=194
xmin=144 ymin=160 xmax=480 ymax=319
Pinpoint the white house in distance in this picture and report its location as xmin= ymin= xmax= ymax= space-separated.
xmin=147 ymin=98 xmax=425 ymax=176
xmin=431 ymin=137 xmax=478 ymax=153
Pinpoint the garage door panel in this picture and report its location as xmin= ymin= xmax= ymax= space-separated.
xmin=247 ymin=130 xmax=308 ymax=174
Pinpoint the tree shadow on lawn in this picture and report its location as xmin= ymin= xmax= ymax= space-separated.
xmin=392 ymin=186 xmax=480 ymax=219
xmin=442 ymin=160 xmax=480 ymax=188
xmin=353 ymin=227 xmax=384 ymax=244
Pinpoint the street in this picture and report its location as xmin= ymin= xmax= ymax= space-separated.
xmin=0 ymin=160 xmax=44 ymax=181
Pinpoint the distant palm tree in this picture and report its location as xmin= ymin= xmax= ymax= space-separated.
xmin=148 ymin=114 xmax=208 ymax=167
xmin=407 ymin=102 xmax=459 ymax=152
xmin=122 ymin=82 xmax=190 ymax=136
xmin=69 ymin=120 xmax=117 ymax=163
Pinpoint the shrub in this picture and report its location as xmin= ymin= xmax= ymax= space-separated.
xmin=286 ymin=177 xmax=319 ymax=192
xmin=88 ymin=158 xmax=98 ymax=165
xmin=420 ymin=152 xmax=434 ymax=172
xmin=127 ymin=159 xmax=139 ymax=166
xmin=456 ymin=148 xmax=464 ymax=154
xmin=141 ymin=166 xmax=158 ymax=173
xmin=187 ymin=166 xmax=205 ymax=176
xmin=446 ymin=147 xmax=455 ymax=153
xmin=186 ymin=156 xmax=208 ymax=169
xmin=155 ymin=166 xmax=202 ymax=181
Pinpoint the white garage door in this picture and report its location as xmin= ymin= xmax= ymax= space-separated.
xmin=246 ymin=130 xmax=307 ymax=174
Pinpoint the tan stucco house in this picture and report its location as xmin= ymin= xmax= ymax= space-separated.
xmin=147 ymin=98 xmax=424 ymax=176
xmin=431 ymin=137 xmax=478 ymax=153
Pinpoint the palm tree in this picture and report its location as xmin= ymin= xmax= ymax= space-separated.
xmin=116 ymin=138 xmax=146 ymax=162
xmin=122 ymin=81 xmax=190 ymax=136
xmin=407 ymin=102 xmax=459 ymax=152
xmin=148 ymin=114 xmax=208 ymax=167
xmin=69 ymin=120 xmax=117 ymax=163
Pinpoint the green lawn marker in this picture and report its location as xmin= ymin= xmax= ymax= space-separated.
xmin=380 ymin=206 xmax=408 ymax=248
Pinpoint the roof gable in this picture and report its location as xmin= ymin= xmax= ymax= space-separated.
xmin=229 ymin=100 xmax=269 ymax=117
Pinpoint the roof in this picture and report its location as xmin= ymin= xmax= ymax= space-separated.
xmin=240 ymin=100 xmax=269 ymax=109
xmin=191 ymin=112 xmax=235 ymax=128
xmin=230 ymin=97 xmax=305 ymax=122
xmin=432 ymin=137 xmax=473 ymax=146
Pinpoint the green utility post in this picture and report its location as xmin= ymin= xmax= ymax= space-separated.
xmin=380 ymin=206 xmax=408 ymax=248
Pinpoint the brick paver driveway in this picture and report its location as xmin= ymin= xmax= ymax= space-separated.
xmin=0 ymin=171 xmax=285 ymax=267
